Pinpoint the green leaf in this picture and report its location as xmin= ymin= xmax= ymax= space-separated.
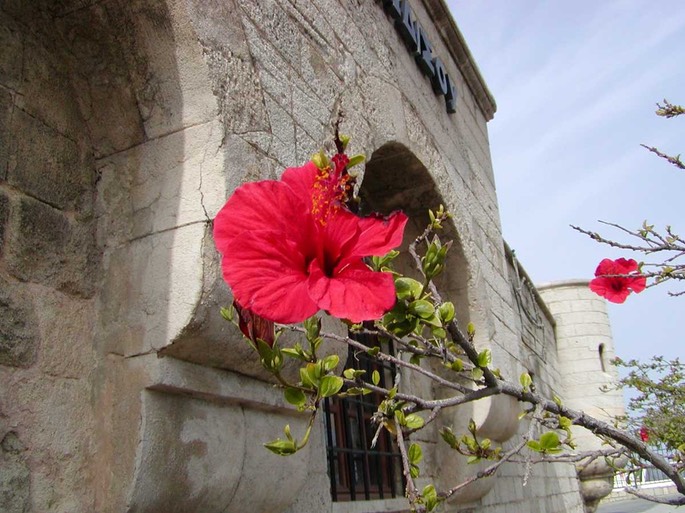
xmin=527 ymin=440 xmax=542 ymax=452
xmin=372 ymin=370 xmax=381 ymax=386
xmin=312 ymin=150 xmax=329 ymax=170
xmin=431 ymin=327 xmax=447 ymax=339
xmin=520 ymin=372 xmax=533 ymax=391
xmin=255 ymin=339 xmax=274 ymax=362
xmin=319 ymin=375 xmax=344 ymax=398
xmin=347 ymin=154 xmax=365 ymax=168
xmin=300 ymin=364 xmax=319 ymax=388
xmin=281 ymin=348 xmax=307 ymax=361
xmin=220 ymin=306 xmax=234 ymax=322
xmin=467 ymin=322 xmax=476 ymax=338
xmin=284 ymin=387 xmax=306 ymax=407
xmin=405 ymin=414 xmax=424 ymax=430
xmin=559 ymin=416 xmax=572 ymax=429
xmin=408 ymin=300 xmax=435 ymax=319
xmin=422 ymin=484 xmax=439 ymax=512
xmin=450 ymin=359 xmax=464 ymax=372
xmin=394 ymin=410 xmax=406 ymax=426
xmin=477 ymin=349 xmax=491 ymax=368
xmin=408 ymin=443 xmax=423 ymax=464
xmin=422 ymin=484 xmax=437 ymax=499
xmin=471 ymin=367 xmax=484 ymax=381
xmin=440 ymin=427 xmax=458 ymax=448
xmin=367 ymin=346 xmax=380 ymax=356
xmin=438 ymin=302 xmax=455 ymax=323
xmin=410 ymin=464 xmax=420 ymax=479
xmin=421 ymin=313 xmax=442 ymax=328
xmin=322 ymin=354 xmax=340 ymax=372
xmin=467 ymin=455 xmax=480 ymax=464
xmin=394 ymin=277 xmax=423 ymax=300
xmin=468 ymin=418 xmax=477 ymax=435
xmin=343 ymin=368 xmax=365 ymax=379
xmin=539 ymin=431 xmax=561 ymax=451
xmin=264 ymin=438 xmax=298 ymax=456
xmin=341 ymin=387 xmax=369 ymax=396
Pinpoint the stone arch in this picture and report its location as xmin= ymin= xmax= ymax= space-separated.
xmin=360 ymin=141 xmax=471 ymax=325
xmin=359 ymin=142 xmax=519 ymax=505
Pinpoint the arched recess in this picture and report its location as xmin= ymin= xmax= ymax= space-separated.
xmin=360 ymin=142 xmax=470 ymax=324
xmin=359 ymin=142 xmax=518 ymax=504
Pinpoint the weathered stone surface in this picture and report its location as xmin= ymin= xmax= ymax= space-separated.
xmin=57 ymin=3 xmax=146 ymax=157
xmin=0 ymin=12 xmax=23 ymax=92
xmin=7 ymin=109 xmax=93 ymax=212
xmin=113 ymin=0 xmax=218 ymax=140
xmin=0 ymin=275 xmax=38 ymax=368
xmin=0 ymin=431 xmax=30 ymax=513
xmin=6 ymin=196 xmax=98 ymax=298
xmin=0 ymin=88 xmax=12 ymax=181
xmin=0 ymin=189 xmax=8 ymax=251
xmin=188 ymin=0 xmax=269 ymax=136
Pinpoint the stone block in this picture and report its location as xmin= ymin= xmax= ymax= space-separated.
xmin=0 ymin=432 xmax=30 ymax=513
xmin=13 ymin=30 xmax=88 ymax=142
xmin=0 ymin=275 xmax=38 ymax=368
xmin=0 ymin=189 xmax=8 ymax=251
xmin=0 ymin=88 xmax=12 ymax=181
xmin=0 ymin=13 xmax=23 ymax=92
xmin=56 ymin=2 xmax=146 ymax=158
xmin=7 ymin=109 xmax=93 ymax=212
xmin=116 ymin=0 xmax=218 ymax=140
xmin=6 ymin=196 xmax=98 ymax=298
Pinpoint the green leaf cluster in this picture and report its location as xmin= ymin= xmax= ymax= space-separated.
xmin=527 ymin=432 xmax=562 ymax=454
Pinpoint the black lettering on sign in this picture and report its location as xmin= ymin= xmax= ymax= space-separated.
xmin=382 ymin=0 xmax=458 ymax=114
xmin=416 ymin=26 xmax=435 ymax=77
xmin=398 ymin=0 xmax=419 ymax=49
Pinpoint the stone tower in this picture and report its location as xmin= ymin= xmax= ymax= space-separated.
xmin=538 ymin=280 xmax=626 ymax=513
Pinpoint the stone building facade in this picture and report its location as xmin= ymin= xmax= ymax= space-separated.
xmin=0 ymin=1 xmax=621 ymax=512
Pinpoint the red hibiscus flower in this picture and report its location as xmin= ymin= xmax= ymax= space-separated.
xmin=639 ymin=426 xmax=649 ymax=442
xmin=589 ymin=258 xmax=646 ymax=304
xmin=213 ymin=157 xmax=407 ymax=324
xmin=233 ymin=300 xmax=275 ymax=347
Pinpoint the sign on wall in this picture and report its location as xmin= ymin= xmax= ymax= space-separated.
xmin=382 ymin=0 xmax=458 ymax=114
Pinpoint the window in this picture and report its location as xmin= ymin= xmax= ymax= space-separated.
xmin=599 ymin=343 xmax=607 ymax=373
xmin=323 ymin=331 xmax=405 ymax=501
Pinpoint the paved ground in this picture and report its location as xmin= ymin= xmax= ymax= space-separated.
xmin=597 ymin=496 xmax=682 ymax=513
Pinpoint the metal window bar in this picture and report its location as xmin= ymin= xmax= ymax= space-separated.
xmin=324 ymin=330 xmax=405 ymax=502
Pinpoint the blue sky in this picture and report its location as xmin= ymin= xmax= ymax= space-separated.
xmin=446 ymin=1 xmax=684 ymax=365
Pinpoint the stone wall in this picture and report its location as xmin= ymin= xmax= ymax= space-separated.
xmin=0 ymin=1 xmax=591 ymax=512
xmin=1 ymin=3 xmax=101 ymax=511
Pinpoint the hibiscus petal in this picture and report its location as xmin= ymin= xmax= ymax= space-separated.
xmin=594 ymin=258 xmax=617 ymax=277
xmin=223 ymin=231 xmax=318 ymax=324
xmin=628 ymin=275 xmax=647 ymax=294
xmin=613 ymin=258 xmax=639 ymax=274
xmin=349 ymin=210 xmax=408 ymax=257
xmin=213 ymin=180 xmax=311 ymax=254
xmin=589 ymin=276 xmax=630 ymax=303
xmin=281 ymin=162 xmax=318 ymax=209
xmin=307 ymin=259 xmax=397 ymax=322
